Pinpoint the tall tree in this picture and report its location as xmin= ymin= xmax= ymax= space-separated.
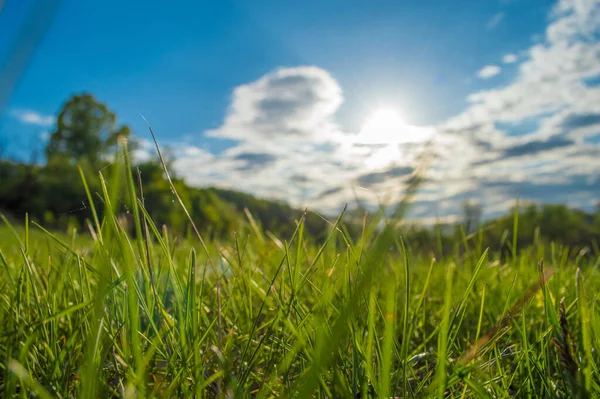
xmin=45 ymin=93 xmax=131 ymax=165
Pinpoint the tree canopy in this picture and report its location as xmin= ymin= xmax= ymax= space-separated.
xmin=45 ymin=93 xmax=131 ymax=165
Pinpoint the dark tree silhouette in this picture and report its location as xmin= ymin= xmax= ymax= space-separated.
xmin=45 ymin=93 xmax=131 ymax=166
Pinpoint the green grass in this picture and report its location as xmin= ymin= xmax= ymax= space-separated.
xmin=0 ymin=145 xmax=599 ymax=398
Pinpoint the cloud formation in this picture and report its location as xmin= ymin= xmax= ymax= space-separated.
xmin=355 ymin=165 xmax=414 ymax=187
xmin=161 ymin=65 xmax=420 ymax=212
xmin=477 ymin=65 xmax=502 ymax=79
xmin=164 ymin=0 xmax=600 ymax=221
xmin=205 ymin=66 xmax=343 ymax=144
xmin=503 ymin=54 xmax=518 ymax=64
xmin=432 ymin=0 xmax=600 ymax=217
xmin=10 ymin=109 xmax=55 ymax=127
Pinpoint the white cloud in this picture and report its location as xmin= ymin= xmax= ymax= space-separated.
xmin=436 ymin=0 xmax=600 ymax=217
xmin=477 ymin=65 xmax=502 ymax=79
xmin=170 ymin=66 xmax=428 ymax=211
xmin=164 ymin=0 xmax=600 ymax=220
xmin=502 ymin=54 xmax=518 ymax=64
xmin=205 ymin=66 xmax=344 ymax=144
xmin=449 ymin=0 xmax=600 ymax=129
xmin=10 ymin=109 xmax=55 ymax=127
xmin=487 ymin=12 xmax=505 ymax=30
xmin=130 ymin=138 xmax=155 ymax=163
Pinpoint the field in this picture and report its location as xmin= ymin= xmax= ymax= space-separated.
xmin=0 ymin=155 xmax=599 ymax=398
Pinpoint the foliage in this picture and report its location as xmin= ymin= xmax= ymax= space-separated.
xmin=45 ymin=93 xmax=131 ymax=166
xmin=0 ymin=156 xmax=337 ymax=240
xmin=0 ymin=150 xmax=599 ymax=398
xmin=1 ymin=93 xmax=600 ymax=396
xmin=2 ymin=156 xmax=600 ymax=258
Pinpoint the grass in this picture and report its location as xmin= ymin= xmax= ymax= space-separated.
xmin=0 ymin=143 xmax=599 ymax=398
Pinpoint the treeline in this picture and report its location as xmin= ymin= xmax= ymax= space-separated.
xmin=2 ymin=93 xmax=600 ymax=254
xmin=0 ymin=156 xmax=336 ymax=240
xmin=0 ymin=93 xmax=338 ymax=240
xmin=402 ymin=203 xmax=600 ymax=257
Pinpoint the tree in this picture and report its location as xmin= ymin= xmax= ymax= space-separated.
xmin=45 ymin=93 xmax=131 ymax=165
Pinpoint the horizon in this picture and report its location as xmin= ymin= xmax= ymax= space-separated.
xmin=1 ymin=0 xmax=599 ymax=221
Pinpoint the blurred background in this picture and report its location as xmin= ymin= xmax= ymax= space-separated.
xmin=1 ymin=0 xmax=599 ymax=248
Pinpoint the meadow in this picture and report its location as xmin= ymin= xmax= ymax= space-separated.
xmin=0 ymin=145 xmax=599 ymax=398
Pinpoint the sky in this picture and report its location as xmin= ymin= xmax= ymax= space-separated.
xmin=1 ymin=0 xmax=600 ymax=221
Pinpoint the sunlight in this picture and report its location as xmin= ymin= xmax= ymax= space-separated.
xmin=359 ymin=108 xmax=407 ymax=144
xmin=348 ymin=107 xmax=434 ymax=169
xmin=356 ymin=107 xmax=433 ymax=145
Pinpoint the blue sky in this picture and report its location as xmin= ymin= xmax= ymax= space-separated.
xmin=2 ymin=0 xmax=600 ymax=220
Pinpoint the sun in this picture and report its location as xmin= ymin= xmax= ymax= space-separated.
xmin=345 ymin=106 xmax=435 ymax=170
xmin=358 ymin=108 xmax=408 ymax=144
xmin=356 ymin=107 xmax=433 ymax=145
